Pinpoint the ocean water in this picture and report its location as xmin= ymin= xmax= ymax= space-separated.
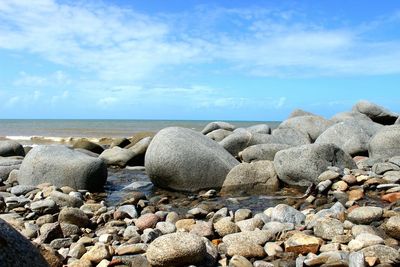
xmin=0 ymin=119 xmax=280 ymax=144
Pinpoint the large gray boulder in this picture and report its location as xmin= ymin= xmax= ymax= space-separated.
xmin=271 ymin=127 xmax=312 ymax=146
xmin=17 ymin=145 xmax=107 ymax=192
xmin=100 ymin=137 xmax=151 ymax=167
xmin=0 ymin=157 xmax=22 ymax=181
xmin=201 ymin=121 xmax=235 ymax=135
xmin=145 ymin=127 xmax=239 ymax=191
xmin=369 ymin=125 xmax=400 ymax=158
xmin=235 ymin=124 xmax=271 ymax=135
xmin=315 ymin=119 xmax=383 ymax=156
xmin=331 ymin=111 xmax=373 ymax=123
xmin=221 ymin=160 xmax=279 ymax=195
xmin=0 ymin=140 xmax=25 ymax=157
xmin=240 ymin=144 xmax=291 ymax=162
xmin=206 ymin=129 xmax=232 ymax=142
xmin=352 ymin=100 xmax=398 ymax=125
xmin=0 ymin=218 xmax=49 ymax=267
xmin=219 ymin=132 xmax=277 ymax=157
xmin=72 ymin=139 xmax=104 ymax=154
xmin=288 ymin=109 xmax=316 ymax=118
xmin=278 ymin=116 xmax=334 ymax=142
xmin=274 ymin=144 xmax=356 ymax=186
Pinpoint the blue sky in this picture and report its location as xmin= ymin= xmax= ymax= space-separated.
xmin=0 ymin=0 xmax=400 ymax=120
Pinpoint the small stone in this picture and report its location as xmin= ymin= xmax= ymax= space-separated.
xmin=68 ymin=243 xmax=87 ymax=259
xmin=234 ymin=209 xmax=252 ymax=222
xmin=175 ymin=218 xmax=196 ymax=232
xmin=381 ymin=192 xmax=400 ymax=203
xmin=123 ymin=225 xmax=140 ymax=241
xmin=10 ymin=185 xmax=37 ymax=196
xmin=156 ymin=221 xmax=176 ymax=234
xmin=226 ymin=242 xmax=266 ymax=258
xmin=271 ymin=204 xmax=305 ymax=225
xmin=141 ymin=228 xmax=162 ymax=243
xmin=264 ymin=242 xmax=283 ymax=256
xmin=116 ymin=243 xmax=147 ymax=255
xmin=347 ymin=206 xmax=383 ymax=224
xmin=50 ymin=191 xmax=83 ymax=208
xmin=317 ymin=180 xmax=332 ymax=193
xmin=318 ymin=170 xmax=340 ymax=181
xmin=332 ymin=180 xmax=348 ymax=191
xmin=349 ymin=251 xmax=365 ymax=267
xmin=99 ymin=233 xmax=112 ymax=243
xmin=236 ymin=217 xmax=264 ymax=232
xmin=146 ymin=232 xmax=207 ymax=267
xmin=342 ymin=174 xmax=357 ymax=184
xmin=81 ymin=243 xmax=112 ymax=264
xmin=361 ymin=245 xmax=399 ymax=264
xmin=190 ymin=220 xmax=213 ymax=238
xmin=320 ymin=243 xmax=340 ymax=252
xmin=49 ymin=237 xmax=72 ymax=249
xmin=229 ymin=255 xmax=253 ymax=267
xmin=134 ymin=213 xmax=159 ymax=231
xmin=348 ymin=189 xmax=364 ymax=201
xmin=284 ymin=232 xmax=323 ymax=254
xmin=313 ymin=217 xmax=344 ymax=240
xmin=355 ymin=233 xmax=384 ymax=248
xmin=30 ymin=199 xmax=57 ymax=214
xmin=384 ymin=215 xmax=400 ymax=239
xmin=214 ymin=217 xmax=239 ymax=237
xmin=115 ymin=205 xmax=138 ymax=219
xmin=58 ymin=207 xmax=90 ymax=228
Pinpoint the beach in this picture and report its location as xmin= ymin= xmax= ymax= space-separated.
xmin=1 ymin=100 xmax=400 ymax=266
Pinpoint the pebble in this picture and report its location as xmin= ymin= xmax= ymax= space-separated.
xmin=146 ymin=232 xmax=206 ymax=267
xmin=347 ymin=206 xmax=383 ymax=224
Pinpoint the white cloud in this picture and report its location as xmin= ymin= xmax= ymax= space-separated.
xmin=0 ymin=0 xmax=400 ymax=84
xmin=274 ymin=97 xmax=287 ymax=108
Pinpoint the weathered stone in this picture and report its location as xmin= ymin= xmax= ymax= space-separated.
xmin=313 ymin=218 xmax=344 ymax=240
xmin=352 ymin=100 xmax=398 ymax=125
xmin=240 ymin=144 xmax=291 ymax=162
xmin=284 ymin=232 xmax=323 ymax=254
xmin=278 ymin=115 xmax=333 ymax=142
xmin=384 ymin=216 xmax=400 ymax=239
xmin=274 ymin=144 xmax=356 ymax=186
xmin=347 ymin=207 xmax=383 ymax=224
xmin=146 ymin=232 xmax=207 ymax=267
xmin=369 ymin=125 xmax=400 ymax=159
xmin=145 ymin=127 xmax=239 ymax=191
xmin=214 ymin=217 xmax=239 ymax=237
xmin=221 ymin=160 xmax=279 ymax=195
xmin=271 ymin=204 xmax=305 ymax=225
xmin=72 ymin=139 xmax=104 ymax=154
xmin=17 ymin=145 xmax=107 ymax=192
xmin=0 ymin=140 xmax=25 ymax=157
xmin=361 ymin=245 xmax=399 ymax=264
xmin=0 ymin=218 xmax=49 ymax=267
xmin=58 ymin=207 xmax=90 ymax=228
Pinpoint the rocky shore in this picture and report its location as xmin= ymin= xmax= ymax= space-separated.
xmin=1 ymin=100 xmax=400 ymax=267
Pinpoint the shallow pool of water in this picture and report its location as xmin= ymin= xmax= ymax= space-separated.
xmin=103 ymin=168 xmax=306 ymax=214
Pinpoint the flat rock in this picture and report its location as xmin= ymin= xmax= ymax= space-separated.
xmin=361 ymin=245 xmax=400 ymax=264
xmin=313 ymin=217 xmax=344 ymax=240
xmin=284 ymin=232 xmax=323 ymax=254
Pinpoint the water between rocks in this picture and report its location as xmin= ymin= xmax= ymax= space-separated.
xmin=101 ymin=168 xmax=304 ymax=214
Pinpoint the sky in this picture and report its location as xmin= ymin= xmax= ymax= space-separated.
xmin=0 ymin=0 xmax=400 ymax=120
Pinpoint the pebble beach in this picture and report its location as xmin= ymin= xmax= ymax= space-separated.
xmin=1 ymin=100 xmax=400 ymax=267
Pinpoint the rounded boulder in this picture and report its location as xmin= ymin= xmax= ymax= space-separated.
xmin=17 ymin=145 xmax=107 ymax=192
xmin=274 ymin=144 xmax=356 ymax=186
xmin=145 ymin=127 xmax=239 ymax=191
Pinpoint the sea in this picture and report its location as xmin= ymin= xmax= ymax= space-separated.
xmin=0 ymin=119 xmax=281 ymax=145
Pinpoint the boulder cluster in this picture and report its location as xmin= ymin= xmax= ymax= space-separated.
xmin=0 ymin=100 xmax=400 ymax=267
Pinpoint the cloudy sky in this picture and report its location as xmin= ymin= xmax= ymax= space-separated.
xmin=0 ymin=0 xmax=399 ymax=120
